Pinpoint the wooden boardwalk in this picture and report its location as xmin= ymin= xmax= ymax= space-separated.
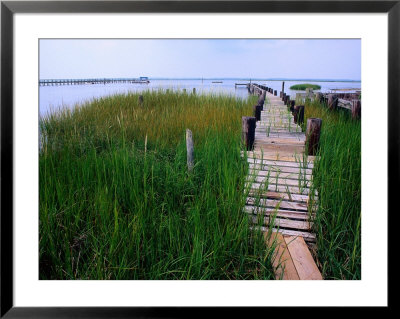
xmin=245 ymin=87 xmax=322 ymax=280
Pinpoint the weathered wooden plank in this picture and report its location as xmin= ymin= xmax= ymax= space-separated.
xmin=245 ymin=182 xmax=311 ymax=195
xmin=246 ymin=197 xmax=309 ymax=211
xmin=256 ymin=132 xmax=306 ymax=138
xmin=266 ymin=232 xmax=300 ymax=280
xmin=256 ymin=131 xmax=303 ymax=137
xmin=248 ymin=163 xmax=313 ymax=175
xmin=249 ymin=214 xmax=312 ymax=230
xmin=247 ymin=190 xmax=313 ymax=203
xmin=246 ymin=175 xmax=311 ymax=188
xmin=246 ymin=156 xmax=314 ymax=167
xmin=254 ymin=137 xmax=305 ymax=143
xmin=257 ymin=126 xmax=301 ymax=130
xmin=257 ymin=124 xmax=302 ymax=130
xmin=284 ymin=236 xmax=323 ymax=280
xmin=254 ymin=143 xmax=305 ymax=152
xmin=251 ymin=226 xmax=316 ymax=242
xmin=258 ymin=119 xmax=297 ymax=124
xmin=244 ymin=205 xmax=310 ymax=219
xmin=247 ymin=154 xmax=314 ymax=164
xmin=248 ymin=169 xmax=312 ymax=180
xmin=253 ymin=144 xmax=305 ymax=154
xmin=337 ymin=98 xmax=352 ymax=110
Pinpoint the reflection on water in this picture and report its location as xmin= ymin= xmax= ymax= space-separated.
xmin=39 ymin=79 xmax=361 ymax=117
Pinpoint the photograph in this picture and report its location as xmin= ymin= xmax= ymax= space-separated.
xmin=38 ymin=38 xmax=361 ymax=281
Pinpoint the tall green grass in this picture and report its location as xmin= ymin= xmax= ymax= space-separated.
xmin=290 ymin=84 xmax=321 ymax=91
xmin=301 ymin=98 xmax=361 ymax=279
xmin=39 ymin=90 xmax=276 ymax=280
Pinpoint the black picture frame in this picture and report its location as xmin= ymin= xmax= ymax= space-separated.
xmin=1 ymin=1 xmax=396 ymax=317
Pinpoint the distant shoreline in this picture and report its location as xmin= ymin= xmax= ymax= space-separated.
xmin=148 ymin=78 xmax=361 ymax=82
xmin=39 ymin=77 xmax=361 ymax=83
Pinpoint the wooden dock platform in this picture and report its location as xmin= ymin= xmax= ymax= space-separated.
xmin=39 ymin=77 xmax=150 ymax=86
xmin=245 ymin=85 xmax=322 ymax=280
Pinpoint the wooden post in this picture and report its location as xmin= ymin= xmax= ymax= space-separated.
xmin=282 ymin=81 xmax=285 ymax=94
xmin=138 ymin=95 xmax=144 ymax=106
xmin=293 ymin=105 xmax=305 ymax=125
xmin=193 ymin=88 xmax=196 ymax=94
xmin=186 ymin=129 xmax=194 ymax=172
xmin=351 ymin=99 xmax=361 ymax=119
xmin=274 ymin=90 xmax=277 ymax=96
xmin=284 ymin=95 xmax=289 ymax=105
xmin=289 ymin=100 xmax=295 ymax=112
xmin=258 ymin=91 xmax=266 ymax=107
xmin=280 ymin=91 xmax=282 ymax=98
xmin=306 ymin=118 xmax=322 ymax=156
xmin=242 ymin=116 xmax=256 ymax=151
xmin=253 ymin=104 xmax=262 ymax=121
xmin=327 ymin=94 xmax=338 ymax=110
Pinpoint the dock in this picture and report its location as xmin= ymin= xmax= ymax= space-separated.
xmin=39 ymin=77 xmax=150 ymax=86
xmin=244 ymin=83 xmax=322 ymax=280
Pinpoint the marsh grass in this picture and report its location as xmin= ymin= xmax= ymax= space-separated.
xmin=301 ymin=99 xmax=361 ymax=279
xmin=39 ymin=90 xmax=276 ymax=280
xmin=290 ymin=84 xmax=321 ymax=91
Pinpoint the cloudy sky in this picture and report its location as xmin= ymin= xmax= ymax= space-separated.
xmin=40 ymin=39 xmax=361 ymax=80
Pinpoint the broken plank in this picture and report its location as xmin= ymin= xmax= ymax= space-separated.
xmin=284 ymin=236 xmax=323 ymax=280
xmin=266 ymin=232 xmax=300 ymax=280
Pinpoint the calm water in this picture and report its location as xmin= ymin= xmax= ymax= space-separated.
xmin=39 ymin=79 xmax=361 ymax=117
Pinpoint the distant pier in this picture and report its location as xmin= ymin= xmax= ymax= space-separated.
xmin=39 ymin=78 xmax=150 ymax=86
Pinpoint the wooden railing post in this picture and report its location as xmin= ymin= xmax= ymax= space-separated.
xmin=282 ymin=81 xmax=285 ymax=94
xmin=258 ymin=91 xmax=266 ymax=107
xmin=289 ymin=100 xmax=295 ymax=112
xmin=138 ymin=95 xmax=144 ymax=106
xmin=351 ymin=100 xmax=361 ymax=119
xmin=327 ymin=94 xmax=338 ymax=110
xmin=186 ymin=129 xmax=194 ymax=172
xmin=274 ymin=90 xmax=277 ymax=96
xmin=193 ymin=88 xmax=196 ymax=94
xmin=242 ymin=116 xmax=256 ymax=151
xmin=284 ymin=95 xmax=290 ymax=105
xmin=315 ymin=92 xmax=323 ymax=103
xmin=306 ymin=118 xmax=322 ymax=156
xmin=253 ymin=104 xmax=262 ymax=121
xmin=293 ymin=105 xmax=305 ymax=124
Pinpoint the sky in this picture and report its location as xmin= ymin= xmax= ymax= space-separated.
xmin=40 ymin=39 xmax=361 ymax=80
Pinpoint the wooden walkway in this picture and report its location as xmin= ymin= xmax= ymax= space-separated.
xmin=245 ymin=88 xmax=322 ymax=280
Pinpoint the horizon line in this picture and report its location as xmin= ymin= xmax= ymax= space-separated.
xmin=39 ymin=77 xmax=361 ymax=82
